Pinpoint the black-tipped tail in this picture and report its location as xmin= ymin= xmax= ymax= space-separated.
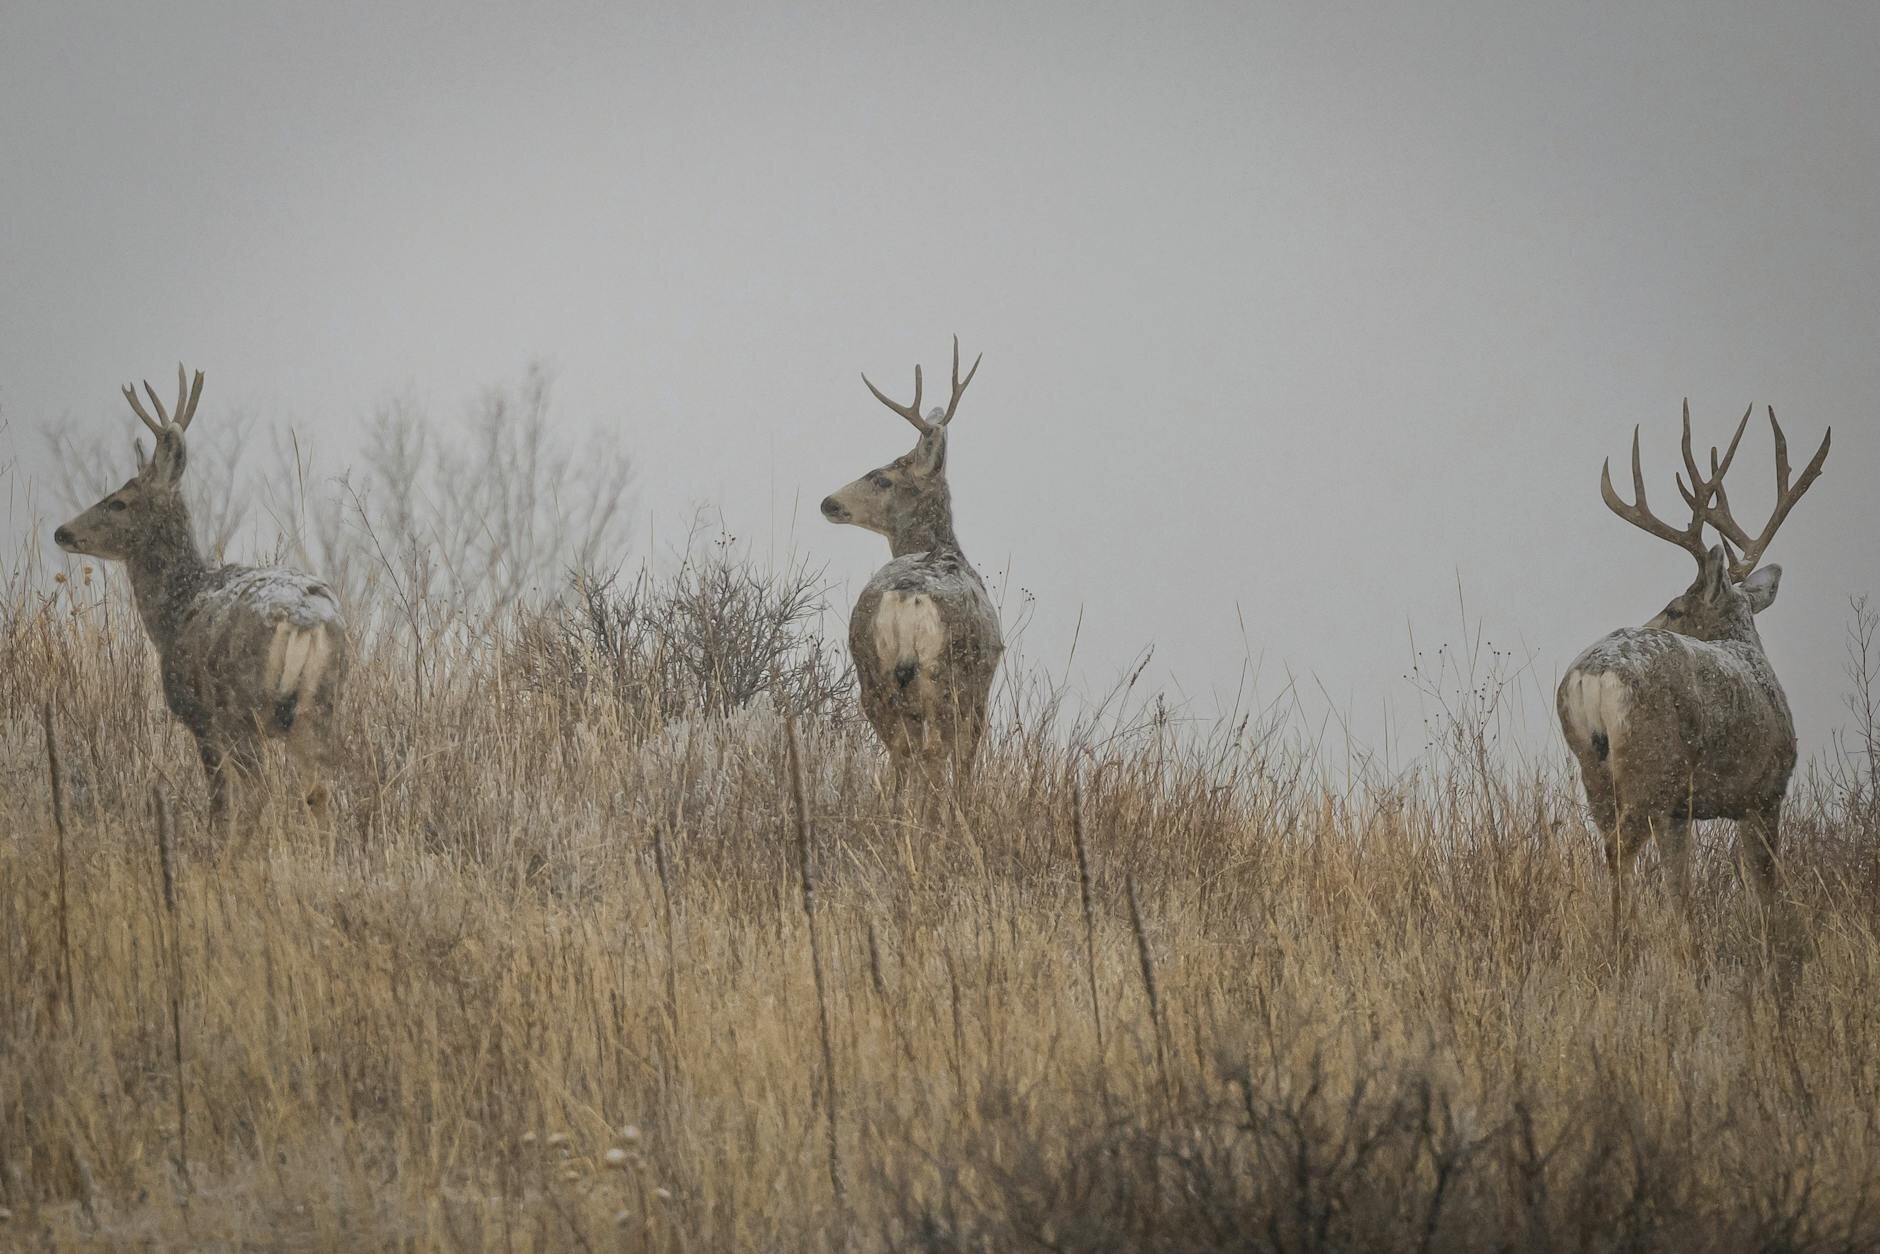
xmin=1590 ymin=731 xmax=1609 ymax=762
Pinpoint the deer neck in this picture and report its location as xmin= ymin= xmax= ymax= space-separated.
xmin=887 ymin=484 xmax=960 ymax=558
xmin=126 ymin=507 xmax=211 ymax=648
xmin=1697 ymin=601 xmax=1769 ymax=654
xmin=1719 ymin=619 xmax=1770 ymax=656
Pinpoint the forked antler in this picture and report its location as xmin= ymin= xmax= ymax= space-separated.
xmin=1601 ymin=401 xmax=1831 ymax=579
xmin=861 ymin=336 xmax=982 ymax=434
xmin=122 ymin=364 xmax=205 ymax=437
xmin=1695 ymin=407 xmax=1832 ymax=579
xmin=1599 ymin=402 xmax=1717 ymax=565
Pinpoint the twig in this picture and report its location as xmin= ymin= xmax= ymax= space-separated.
xmin=153 ymin=789 xmax=190 ymax=1199
xmin=783 ymin=711 xmax=846 ymax=1224
xmin=1125 ymin=873 xmax=1170 ymax=1103
xmin=1125 ymin=872 xmax=1170 ymax=1224
xmin=1071 ymin=780 xmax=1109 ymax=1114
xmin=43 ymin=703 xmax=75 ymax=1026
xmin=651 ymin=820 xmax=680 ymax=1047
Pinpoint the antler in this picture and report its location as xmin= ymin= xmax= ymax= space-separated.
xmin=1673 ymin=401 xmax=1751 ymax=517
xmin=121 ymin=363 xmax=205 ymax=436
xmin=1695 ymin=407 xmax=1832 ymax=579
xmin=860 ymin=336 xmax=982 ymax=434
xmin=1599 ymin=403 xmax=1715 ymax=565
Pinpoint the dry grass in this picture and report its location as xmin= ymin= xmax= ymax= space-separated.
xmin=4 ymin=560 xmax=1880 ymax=1252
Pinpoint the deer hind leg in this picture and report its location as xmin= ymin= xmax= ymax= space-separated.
xmin=196 ymin=733 xmax=232 ymax=830
xmin=1606 ymin=807 xmax=1657 ymax=944
xmin=1738 ymin=799 xmax=1783 ymax=913
xmin=886 ymin=751 xmax=909 ymax=820
xmin=285 ymin=702 xmax=342 ymax=822
xmin=1575 ymin=749 xmax=1619 ymax=860
xmin=199 ymin=732 xmax=264 ymax=844
xmin=287 ymin=725 xmax=335 ymax=821
xmin=1740 ymin=798 xmax=1807 ymax=977
xmin=1658 ymin=817 xmax=1694 ymax=908
xmin=947 ymin=697 xmax=990 ymax=800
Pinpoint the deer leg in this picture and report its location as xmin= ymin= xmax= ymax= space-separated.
xmin=887 ymin=752 xmax=909 ymax=820
xmin=225 ymin=736 xmax=266 ymax=842
xmin=1607 ymin=808 xmax=1654 ymax=945
xmin=1658 ymin=817 xmax=1694 ymax=908
xmin=1739 ymin=799 xmax=1783 ymax=912
xmin=195 ymin=733 xmax=231 ymax=830
xmin=950 ymin=710 xmax=987 ymax=807
xmin=1578 ymin=752 xmax=1619 ymax=861
xmin=287 ymin=717 xmax=338 ymax=822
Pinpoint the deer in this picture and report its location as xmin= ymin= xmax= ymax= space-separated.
xmin=1557 ymin=401 xmax=1831 ymax=924
xmin=53 ymin=366 xmax=350 ymax=829
xmin=820 ymin=338 xmax=1004 ymax=804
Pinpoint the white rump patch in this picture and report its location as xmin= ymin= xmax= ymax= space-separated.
xmin=266 ymin=623 xmax=334 ymax=701
xmin=1560 ymin=669 xmax=1630 ymax=751
xmin=874 ymin=591 xmax=945 ymax=678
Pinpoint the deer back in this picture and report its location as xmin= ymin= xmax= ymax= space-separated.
xmin=1562 ymin=626 xmax=1796 ymax=819
xmin=162 ymin=566 xmax=348 ymax=738
xmin=849 ymin=551 xmax=1002 ymax=747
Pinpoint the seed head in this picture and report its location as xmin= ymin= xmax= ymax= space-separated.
xmin=604 ymin=1147 xmax=631 ymax=1169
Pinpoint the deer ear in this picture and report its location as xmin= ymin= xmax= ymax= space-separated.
xmin=1742 ymin=564 xmax=1782 ymax=613
xmin=910 ymin=428 xmax=947 ymax=476
xmin=151 ymin=425 xmax=188 ymax=485
xmin=133 ymin=438 xmax=149 ymax=472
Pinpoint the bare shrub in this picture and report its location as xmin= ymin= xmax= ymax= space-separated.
xmin=880 ymin=1049 xmax=1880 ymax=1253
xmin=42 ymin=362 xmax=633 ymax=618
xmin=515 ymin=530 xmax=853 ymax=729
xmin=1837 ymin=595 xmax=1880 ymax=830
xmin=263 ymin=363 xmax=633 ymax=616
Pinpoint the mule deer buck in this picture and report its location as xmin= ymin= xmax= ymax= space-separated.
xmin=1558 ymin=402 xmax=1831 ymax=919
xmin=53 ymin=366 xmax=349 ymax=828
xmin=821 ymin=338 xmax=1004 ymax=801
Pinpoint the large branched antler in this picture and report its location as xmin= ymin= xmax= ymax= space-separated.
xmin=1695 ymin=407 xmax=1832 ymax=579
xmin=860 ymin=336 xmax=982 ymax=434
xmin=1600 ymin=400 xmax=1832 ymax=580
xmin=1599 ymin=401 xmax=1717 ymax=566
xmin=122 ymin=363 xmax=205 ymax=436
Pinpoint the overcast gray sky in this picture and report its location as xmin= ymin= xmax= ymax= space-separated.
xmin=3 ymin=1 xmax=1875 ymax=763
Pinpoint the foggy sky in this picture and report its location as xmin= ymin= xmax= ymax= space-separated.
xmin=4 ymin=1 xmax=1876 ymax=764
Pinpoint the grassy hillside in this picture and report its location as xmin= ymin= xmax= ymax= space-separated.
xmin=3 ymin=559 xmax=1878 ymax=1251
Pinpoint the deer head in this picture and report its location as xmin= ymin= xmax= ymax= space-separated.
xmin=1599 ymin=401 xmax=1831 ymax=644
xmin=821 ymin=337 xmax=981 ymax=555
xmin=53 ymin=365 xmax=205 ymax=561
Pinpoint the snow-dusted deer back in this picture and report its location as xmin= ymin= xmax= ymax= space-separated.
xmin=821 ymin=339 xmax=1004 ymax=794
xmin=54 ymin=367 xmax=349 ymax=825
xmin=1557 ymin=402 xmax=1831 ymax=912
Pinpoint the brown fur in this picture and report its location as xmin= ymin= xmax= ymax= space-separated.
xmin=54 ymin=368 xmax=349 ymax=828
xmin=1560 ymin=401 xmax=1829 ymax=914
xmin=821 ymin=342 xmax=1004 ymax=798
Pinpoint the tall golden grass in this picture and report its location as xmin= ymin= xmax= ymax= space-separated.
xmin=4 ymin=554 xmax=1879 ymax=1251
